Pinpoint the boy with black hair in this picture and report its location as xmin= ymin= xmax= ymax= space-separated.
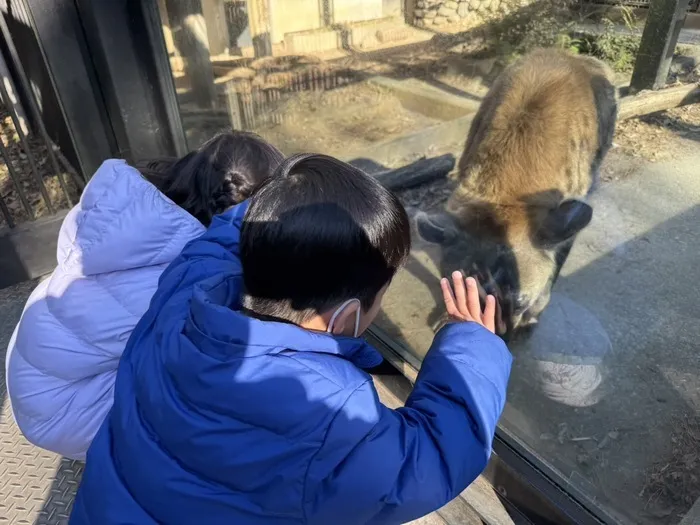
xmin=71 ymin=153 xmax=512 ymax=525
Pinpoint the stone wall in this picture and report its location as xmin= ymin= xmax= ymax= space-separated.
xmin=413 ymin=0 xmax=508 ymax=27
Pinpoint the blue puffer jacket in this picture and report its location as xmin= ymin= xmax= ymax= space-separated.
xmin=70 ymin=202 xmax=512 ymax=525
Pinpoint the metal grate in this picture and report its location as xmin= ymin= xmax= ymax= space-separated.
xmin=0 ymin=8 xmax=80 ymax=230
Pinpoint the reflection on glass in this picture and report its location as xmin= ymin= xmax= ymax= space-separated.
xmin=157 ymin=2 xmax=700 ymax=524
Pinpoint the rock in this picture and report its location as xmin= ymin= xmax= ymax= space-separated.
xmin=489 ymin=0 xmax=500 ymax=10
xmin=414 ymin=8 xmax=425 ymax=17
xmin=458 ymin=2 xmax=470 ymax=17
xmin=670 ymin=55 xmax=697 ymax=76
xmin=414 ymin=18 xmax=427 ymax=27
xmin=437 ymin=5 xmax=457 ymax=16
xmin=416 ymin=0 xmax=425 ymax=6
xmin=432 ymin=15 xmax=447 ymax=25
xmin=444 ymin=0 xmax=459 ymax=8
xmin=510 ymin=292 xmax=612 ymax=408
xmin=448 ymin=15 xmax=461 ymax=24
xmin=423 ymin=8 xmax=438 ymax=18
xmin=448 ymin=43 xmax=471 ymax=54
xmin=469 ymin=0 xmax=481 ymax=10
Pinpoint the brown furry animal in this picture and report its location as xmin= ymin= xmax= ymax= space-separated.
xmin=416 ymin=48 xmax=618 ymax=338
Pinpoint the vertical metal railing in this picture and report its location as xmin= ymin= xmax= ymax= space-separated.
xmin=0 ymin=7 xmax=79 ymax=230
xmin=223 ymin=66 xmax=359 ymax=131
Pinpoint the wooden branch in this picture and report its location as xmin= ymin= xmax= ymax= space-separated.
xmin=619 ymin=83 xmax=700 ymax=121
xmin=373 ymin=153 xmax=456 ymax=191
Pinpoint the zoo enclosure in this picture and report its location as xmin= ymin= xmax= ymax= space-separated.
xmin=0 ymin=1 xmax=699 ymax=524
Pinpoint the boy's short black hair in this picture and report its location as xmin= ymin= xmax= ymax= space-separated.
xmin=241 ymin=153 xmax=411 ymax=323
xmin=136 ymin=130 xmax=284 ymax=226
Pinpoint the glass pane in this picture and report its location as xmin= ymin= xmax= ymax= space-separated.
xmin=156 ymin=2 xmax=700 ymax=523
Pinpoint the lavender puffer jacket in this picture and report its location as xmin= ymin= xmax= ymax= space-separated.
xmin=5 ymin=159 xmax=204 ymax=459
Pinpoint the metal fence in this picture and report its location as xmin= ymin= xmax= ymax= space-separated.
xmin=0 ymin=8 xmax=81 ymax=231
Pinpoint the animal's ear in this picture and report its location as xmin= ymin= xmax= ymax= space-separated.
xmin=415 ymin=211 xmax=459 ymax=245
xmin=536 ymin=199 xmax=593 ymax=246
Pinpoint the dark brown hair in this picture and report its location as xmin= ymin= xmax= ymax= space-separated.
xmin=241 ymin=153 xmax=411 ymax=323
xmin=135 ymin=131 xmax=284 ymax=226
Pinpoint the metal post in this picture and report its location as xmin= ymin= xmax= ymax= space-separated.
xmin=630 ymin=0 xmax=692 ymax=92
xmin=141 ymin=0 xmax=189 ymax=156
xmin=21 ymin=0 xmax=117 ymax=177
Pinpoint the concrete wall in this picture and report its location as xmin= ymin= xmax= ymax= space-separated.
xmin=333 ymin=0 xmax=383 ymax=23
xmin=268 ymin=0 xmax=322 ymax=43
xmin=267 ymin=0 xmax=401 ymax=44
xmin=383 ymin=0 xmax=403 ymax=17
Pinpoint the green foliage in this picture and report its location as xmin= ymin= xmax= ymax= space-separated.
xmin=575 ymin=28 xmax=640 ymax=72
xmin=487 ymin=1 xmax=640 ymax=72
xmin=488 ymin=0 xmax=577 ymax=63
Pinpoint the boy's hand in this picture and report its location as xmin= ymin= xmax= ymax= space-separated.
xmin=441 ymin=271 xmax=497 ymax=334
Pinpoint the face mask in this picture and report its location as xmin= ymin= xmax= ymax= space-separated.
xmin=327 ymin=298 xmax=361 ymax=338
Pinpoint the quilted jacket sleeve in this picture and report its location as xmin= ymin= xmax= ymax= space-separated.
xmin=304 ymin=322 xmax=512 ymax=525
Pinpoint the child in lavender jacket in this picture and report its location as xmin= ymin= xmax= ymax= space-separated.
xmin=5 ymin=131 xmax=283 ymax=460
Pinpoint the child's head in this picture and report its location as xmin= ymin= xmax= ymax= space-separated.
xmin=136 ymin=131 xmax=284 ymax=226
xmin=241 ymin=154 xmax=411 ymax=337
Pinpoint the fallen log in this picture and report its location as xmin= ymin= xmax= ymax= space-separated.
xmin=619 ymin=83 xmax=700 ymax=121
xmin=361 ymin=153 xmax=456 ymax=192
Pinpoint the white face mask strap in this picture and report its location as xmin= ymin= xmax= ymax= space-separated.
xmin=328 ymin=298 xmax=362 ymax=337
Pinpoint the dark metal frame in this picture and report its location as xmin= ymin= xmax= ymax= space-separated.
xmin=71 ymin=0 xmax=186 ymax=161
xmin=0 ymin=0 xmax=187 ymax=289
xmin=0 ymin=10 xmax=73 ymax=209
xmin=18 ymin=0 xmax=187 ymax=174
xmin=140 ymin=0 xmax=188 ymax=158
xmin=0 ymin=0 xmax=90 ymax=287
xmin=19 ymin=0 xmax=116 ymax=177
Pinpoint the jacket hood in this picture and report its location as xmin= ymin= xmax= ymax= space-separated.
xmin=57 ymin=159 xmax=205 ymax=276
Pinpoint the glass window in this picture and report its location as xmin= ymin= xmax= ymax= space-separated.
xmin=156 ymin=1 xmax=700 ymax=523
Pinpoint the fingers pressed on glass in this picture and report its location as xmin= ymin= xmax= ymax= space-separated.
xmin=440 ymin=278 xmax=458 ymax=318
xmin=482 ymin=295 xmax=497 ymax=334
xmin=451 ymin=271 xmax=467 ymax=315
xmin=465 ymin=277 xmax=481 ymax=321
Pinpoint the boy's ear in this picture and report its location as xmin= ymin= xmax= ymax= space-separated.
xmin=328 ymin=301 xmax=361 ymax=336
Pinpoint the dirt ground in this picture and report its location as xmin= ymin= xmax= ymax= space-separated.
xmin=614 ymin=103 xmax=700 ymax=164
xmin=378 ymin=103 xmax=700 ymax=525
xmin=253 ymin=82 xmax=441 ymax=158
